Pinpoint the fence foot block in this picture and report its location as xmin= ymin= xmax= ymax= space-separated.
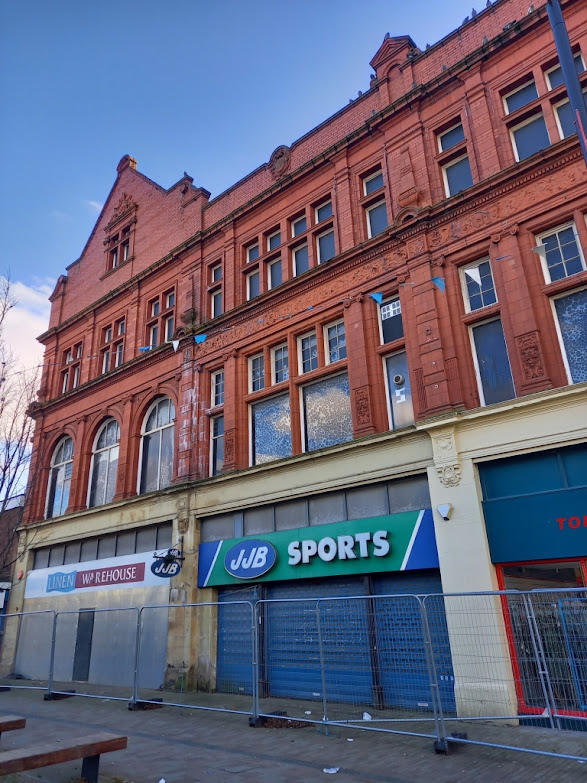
xmin=44 ymin=690 xmax=75 ymax=701
xmin=129 ymin=699 xmax=164 ymax=711
xmin=434 ymin=739 xmax=451 ymax=755
xmin=249 ymin=716 xmax=266 ymax=727
xmin=0 ymin=686 xmax=11 ymax=692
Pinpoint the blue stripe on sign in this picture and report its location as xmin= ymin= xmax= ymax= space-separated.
xmin=400 ymin=510 xmax=424 ymax=571
xmin=403 ymin=509 xmax=439 ymax=570
xmin=197 ymin=541 xmax=222 ymax=587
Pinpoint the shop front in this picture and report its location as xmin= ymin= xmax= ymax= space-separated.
xmin=15 ymin=546 xmax=172 ymax=689
xmin=198 ymin=507 xmax=456 ymax=711
xmin=479 ymin=442 xmax=587 ymax=717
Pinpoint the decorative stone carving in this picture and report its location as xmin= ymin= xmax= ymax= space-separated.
xmin=224 ymin=429 xmax=235 ymax=465
xmin=354 ymin=386 xmax=371 ymax=426
xmin=178 ymin=518 xmax=189 ymax=535
xmin=516 ymin=332 xmax=546 ymax=382
xmin=436 ymin=463 xmax=462 ymax=487
xmin=111 ymin=192 xmax=135 ymax=222
xmin=429 ymin=168 xmax=578 ymax=250
xmin=268 ymin=145 xmax=291 ymax=179
xmin=431 ymin=428 xmax=461 ymax=486
xmin=407 ymin=235 xmax=426 ymax=258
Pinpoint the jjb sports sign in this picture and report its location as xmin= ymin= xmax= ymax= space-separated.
xmin=198 ymin=509 xmax=439 ymax=587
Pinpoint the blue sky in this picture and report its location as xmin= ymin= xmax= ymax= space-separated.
xmin=0 ymin=0 xmax=488 ymax=366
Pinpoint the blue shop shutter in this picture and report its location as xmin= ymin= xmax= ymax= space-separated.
xmin=373 ymin=571 xmax=456 ymax=713
xmin=217 ymin=587 xmax=257 ymax=696
xmin=266 ymin=578 xmax=374 ymax=704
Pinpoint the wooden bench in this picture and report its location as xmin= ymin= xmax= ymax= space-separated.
xmin=0 ymin=714 xmax=26 ymax=739
xmin=0 ymin=732 xmax=127 ymax=783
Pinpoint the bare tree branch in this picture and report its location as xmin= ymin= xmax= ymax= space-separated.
xmin=0 ymin=275 xmax=42 ymax=581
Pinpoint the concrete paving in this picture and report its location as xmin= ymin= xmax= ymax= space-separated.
xmin=0 ymin=687 xmax=586 ymax=783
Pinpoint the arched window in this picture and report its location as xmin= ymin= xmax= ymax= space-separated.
xmin=88 ymin=419 xmax=120 ymax=508
xmin=46 ymin=437 xmax=74 ymax=518
xmin=139 ymin=397 xmax=175 ymax=493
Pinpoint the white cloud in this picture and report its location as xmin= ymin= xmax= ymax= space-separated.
xmin=87 ymin=200 xmax=104 ymax=213
xmin=49 ymin=209 xmax=73 ymax=223
xmin=2 ymin=278 xmax=54 ymax=370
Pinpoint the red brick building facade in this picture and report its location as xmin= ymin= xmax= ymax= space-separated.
xmin=8 ymin=0 xmax=587 ymax=715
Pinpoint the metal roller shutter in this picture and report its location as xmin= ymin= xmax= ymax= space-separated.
xmin=266 ymin=578 xmax=374 ymax=704
xmin=217 ymin=586 xmax=257 ymax=695
xmin=373 ymin=571 xmax=456 ymax=712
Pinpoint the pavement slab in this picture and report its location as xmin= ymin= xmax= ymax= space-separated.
xmin=0 ymin=688 xmax=585 ymax=782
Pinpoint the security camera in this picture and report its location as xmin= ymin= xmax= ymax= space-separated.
xmin=437 ymin=503 xmax=453 ymax=521
xmin=392 ymin=374 xmax=405 ymax=385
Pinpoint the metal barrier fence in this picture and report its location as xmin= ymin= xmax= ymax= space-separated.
xmin=2 ymin=589 xmax=586 ymax=762
xmin=0 ymin=610 xmax=55 ymax=691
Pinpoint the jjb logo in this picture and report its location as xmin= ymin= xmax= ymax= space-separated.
xmin=224 ymin=539 xmax=277 ymax=579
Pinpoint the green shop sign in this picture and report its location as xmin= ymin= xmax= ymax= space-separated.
xmin=197 ymin=509 xmax=438 ymax=587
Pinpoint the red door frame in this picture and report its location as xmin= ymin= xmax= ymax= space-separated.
xmin=496 ymin=557 xmax=587 ymax=719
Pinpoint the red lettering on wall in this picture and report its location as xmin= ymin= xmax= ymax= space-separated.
xmin=556 ymin=515 xmax=587 ymax=531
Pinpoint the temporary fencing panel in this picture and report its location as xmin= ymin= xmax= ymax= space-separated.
xmin=9 ymin=589 xmax=587 ymax=763
xmin=50 ymin=608 xmax=139 ymax=698
xmin=266 ymin=579 xmax=373 ymax=703
xmin=216 ymin=592 xmax=256 ymax=696
xmin=373 ymin=572 xmax=456 ymax=712
xmin=136 ymin=605 xmax=169 ymax=690
xmin=559 ymin=597 xmax=587 ymax=711
xmin=6 ymin=611 xmax=55 ymax=688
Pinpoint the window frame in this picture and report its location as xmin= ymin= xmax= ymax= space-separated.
xmin=323 ymin=320 xmax=347 ymax=365
xmin=211 ymin=369 xmax=225 ymax=407
xmin=363 ymin=169 xmax=384 ymax=196
xmin=87 ymin=418 xmax=120 ymax=509
xmin=267 ymin=257 xmax=282 ymax=290
xmin=468 ymin=317 xmax=516 ymax=407
xmin=460 ymin=258 xmax=498 ymax=313
xmin=441 ymin=152 xmax=473 ymax=198
xmin=271 ymin=343 xmax=289 ymax=385
xmin=382 ymin=350 xmax=415 ymax=431
xmin=378 ymin=296 xmax=404 ymax=345
xmin=45 ymin=436 xmax=74 ymax=520
xmin=249 ymin=353 xmax=265 ymax=393
xmin=300 ymin=371 xmax=352 ymax=454
xmin=365 ymin=199 xmax=388 ymax=239
xmin=549 ymin=285 xmax=587 ymax=385
xmin=298 ymin=330 xmax=319 ymax=375
xmin=246 ymin=242 xmax=260 ymax=264
xmin=437 ymin=121 xmax=466 ymax=153
xmin=503 ymin=78 xmax=539 ymax=115
xmin=291 ymin=214 xmax=307 ymax=237
xmin=137 ymin=397 xmax=176 ymax=494
xmin=211 ymin=288 xmax=223 ymax=318
xmin=164 ymin=313 xmax=174 ymax=342
xmin=509 ymin=112 xmax=551 ymax=162
xmin=149 ymin=322 xmax=159 ymax=349
xmin=210 ymin=414 xmax=224 ymax=476
xmin=211 ymin=263 xmax=222 ymax=283
xmin=246 ymin=268 xmax=260 ymax=300
xmin=316 ymin=227 xmax=336 ymax=264
xmin=292 ymin=243 xmax=310 ymax=277
xmin=266 ymin=229 xmax=281 ymax=251
xmin=535 ymin=221 xmax=586 ymax=283
xmin=545 ymin=53 xmax=585 ymax=91
xmin=315 ymin=199 xmax=333 ymax=224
